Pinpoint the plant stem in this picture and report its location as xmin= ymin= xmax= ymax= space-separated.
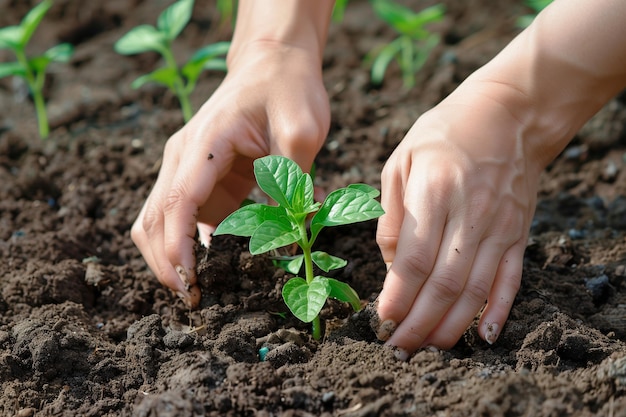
xmin=16 ymin=49 xmax=49 ymax=139
xmin=32 ymin=86 xmax=49 ymax=139
xmin=33 ymin=70 xmax=49 ymax=139
xmin=162 ymin=46 xmax=193 ymax=122
xmin=401 ymin=35 xmax=415 ymax=89
xmin=299 ymin=222 xmax=322 ymax=340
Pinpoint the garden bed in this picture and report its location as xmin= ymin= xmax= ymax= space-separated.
xmin=1 ymin=0 xmax=625 ymax=416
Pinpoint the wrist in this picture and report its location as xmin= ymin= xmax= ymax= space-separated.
xmin=227 ymin=0 xmax=334 ymax=69
xmin=464 ymin=1 xmax=626 ymax=171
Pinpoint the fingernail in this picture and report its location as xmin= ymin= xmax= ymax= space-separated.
xmin=393 ymin=346 xmax=410 ymax=361
xmin=385 ymin=262 xmax=392 ymax=271
xmin=424 ymin=345 xmax=439 ymax=353
xmin=485 ymin=322 xmax=499 ymax=345
xmin=175 ymin=265 xmax=190 ymax=291
xmin=376 ymin=319 xmax=397 ymax=341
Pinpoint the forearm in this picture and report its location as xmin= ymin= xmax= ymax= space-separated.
xmin=460 ymin=0 xmax=626 ymax=170
xmin=227 ymin=0 xmax=335 ymax=68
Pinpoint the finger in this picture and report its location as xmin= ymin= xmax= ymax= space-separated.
xmin=162 ymin=134 xmax=231 ymax=288
xmin=375 ymin=166 xmax=449 ymax=339
xmin=267 ymin=92 xmax=329 ymax=172
xmin=384 ymin=220 xmax=479 ymax=353
xmin=478 ymin=239 xmax=525 ymax=344
xmin=376 ymin=158 xmax=406 ymax=268
xmin=132 ymin=148 xmax=188 ymax=293
xmin=420 ymin=235 xmax=508 ymax=349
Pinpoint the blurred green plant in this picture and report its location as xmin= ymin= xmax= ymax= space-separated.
xmin=332 ymin=0 xmax=351 ymax=23
xmin=216 ymin=0 xmax=237 ymax=30
xmin=516 ymin=0 xmax=553 ymax=28
xmin=114 ymin=0 xmax=230 ymax=122
xmin=366 ymin=0 xmax=445 ymax=89
xmin=0 ymin=0 xmax=74 ymax=139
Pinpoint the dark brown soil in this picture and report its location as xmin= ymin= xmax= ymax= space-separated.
xmin=1 ymin=0 xmax=625 ymax=416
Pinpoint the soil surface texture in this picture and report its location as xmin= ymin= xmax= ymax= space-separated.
xmin=1 ymin=0 xmax=625 ymax=416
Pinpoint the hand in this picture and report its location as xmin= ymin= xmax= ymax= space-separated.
xmin=131 ymin=42 xmax=330 ymax=307
xmin=374 ymin=82 xmax=543 ymax=355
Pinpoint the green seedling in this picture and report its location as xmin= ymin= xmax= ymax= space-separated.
xmin=0 ymin=0 xmax=74 ymax=139
xmin=214 ymin=155 xmax=384 ymax=340
xmin=332 ymin=0 xmax=351 ymax=23
xmin=114 ymin=0 xmax=230 ymax=122
xmin=216 ymin=0 xmax=237 ymax=30
xmin=516 ymin=0 xmax=553 ymax=28
xmin=367 ymin=0 xmax=445 ymax=89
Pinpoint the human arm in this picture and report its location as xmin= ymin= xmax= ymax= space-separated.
xmin=131 ymin=0 xmax=335 ymax=307
xmin=375 ymin=0 xmax=626 ymax=355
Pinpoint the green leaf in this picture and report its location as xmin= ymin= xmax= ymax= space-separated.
xmin=249 ymin=220 xmax=300 ymax=255
xmin=202 ymin=59 xmax=227 ymax=72
xmin=0 ymin=26 xmax=24 ymax=50
xmin=181 ymin=41 xmax=230 ymax=84
xmin=0 ymin=61 xmax=25 ymax=79
xmin=20 ymin=0 xmax=52 ymax=48
xmin=282 ymin=276 xmax=331 ymax=323
xmin=371 ymin=0 xmax=417 ymax=35
xmin=28 ymin=55 xmax=51 ymax=73
xmin=311 ymin=251 xmax=347 ymax=272
xmin=411 ymin=4 xmax=446 ymax=30
xmin=131 ymin=66 xmax=178 ymax=90
xmin=370 ymin=38 xmax=402 ymax=85
xmin=190 ymin=41 xmax=231 ymax=62
xmin=272 ymin=255 xmax=304 ymax=275
xmin=214 ymin=203 xmax=287 ymax=237
xmin=254 ymin=155 xmax=303 ymax=209
xmin=311 ymin=187 xmax=384 ymax=237
xmin=371 ymin=0 xmax=444 ymax=38
xmin=157 ymin=0 xmax=194 ymax=40
xmin=44 ymin=43 xmax=74 ymax=62
xmin=347 ymin=183 xmax=380 ymax=199
xmin=326 ymin=278 xmax=361 ymax=312
xmin=114 ymin=25 xmax=167 ymax=55
xmin=291 ymin=173 xmax=317 ymax=215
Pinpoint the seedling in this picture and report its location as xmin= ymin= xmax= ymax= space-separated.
xmin=214 ymin=155 xmax=384 ymax=339
xmin=367 ymin=0 xmax=445 ymax=89
xmin=0 ymin=0 xmax=74 ymax=139
xmin=114 ymin=0 xmax=230 ymax=122
xmin=516 ymin=0 xmax=553 ymax=28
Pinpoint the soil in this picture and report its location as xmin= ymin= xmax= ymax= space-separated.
xmin=1 ymin=0 xmax=625 ymax=416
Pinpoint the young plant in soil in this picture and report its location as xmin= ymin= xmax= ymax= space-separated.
xmin=114 ymin=0 xmax=230 ymax=122
xmin=214 ymin=155 xmax=385 ymax=340
xmin=367 ymin=0 xmax=445 ymax=89
xmin=0 ymin=0 xmax=74 ymax=139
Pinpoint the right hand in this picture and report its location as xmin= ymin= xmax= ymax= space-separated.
xmin=131 ymin=42 xmax=330 ymax=307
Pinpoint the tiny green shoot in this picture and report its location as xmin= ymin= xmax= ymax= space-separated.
xmin=0 ymin=0 xmax=74 ymax=139
xmin=367 ymin=0 xmax=445 ymax=89
xmin=214 ymin=155 xmax=384 ymax=340
xmin=114 ymin=0 xmax=230 ymax=122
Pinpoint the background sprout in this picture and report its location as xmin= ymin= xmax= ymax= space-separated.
xmin=367 ymin=0 xmax=445 ymax=89
xmin=114 ymin=0 xmax=230 ymax=122
xmin=0 ymin=0 xmax=74 ymax=139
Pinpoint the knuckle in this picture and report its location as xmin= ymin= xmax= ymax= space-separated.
xmin=464 ymin=281 xmax=491 ymax=305
xmin=130 ymin=220 xmax=145 ymax=245
xmin=376 ymin=228 xmax=397 ymax=254
xmin=163 ymin=184 xmax=188 ymax=215
xmin=140 ymin=203 xmax=163 ymax=236
xmin=430 ymin=272 xmax=464 ymax=301
xmin=397 ymin=246 xmax=437 ymax=280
